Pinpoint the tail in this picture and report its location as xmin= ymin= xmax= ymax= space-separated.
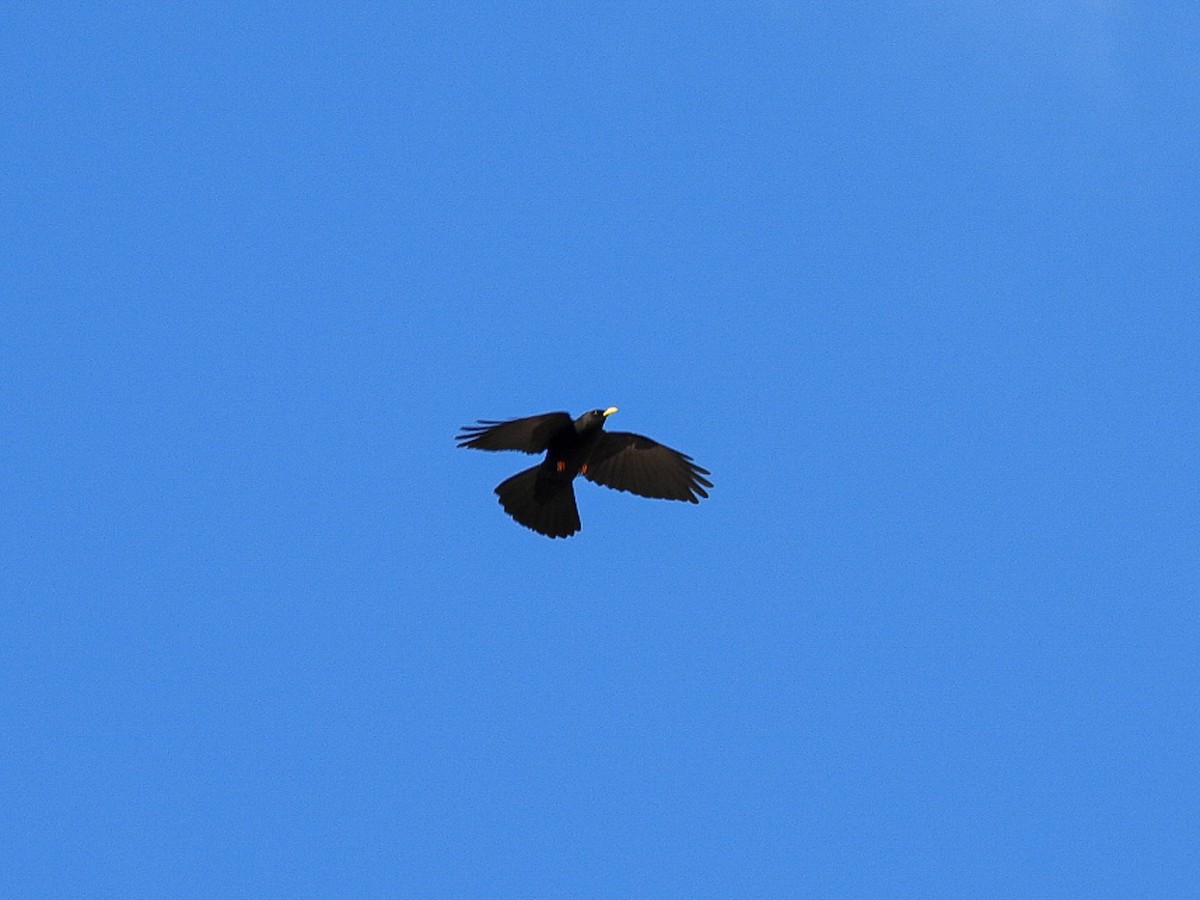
xmin=494 ymin=465 xmax=581 ymax=538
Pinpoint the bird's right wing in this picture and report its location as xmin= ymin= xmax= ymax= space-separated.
xmin=455 ymin=412 xmax=573 ymax=453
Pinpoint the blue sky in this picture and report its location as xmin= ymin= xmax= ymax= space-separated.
xmin=4 ymin=2 xmax=1197 ymax=896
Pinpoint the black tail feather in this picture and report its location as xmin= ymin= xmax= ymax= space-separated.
xmin=494 ymin=465 xmax=581 ymax=538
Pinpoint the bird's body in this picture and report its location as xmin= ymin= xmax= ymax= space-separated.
xmin=456 ymin=407 xmax=711 ymax=538
xmin=542 ymin=410 xmax=608 ymax=479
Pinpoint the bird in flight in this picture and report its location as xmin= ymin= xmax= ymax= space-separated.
xmin=456 ymin=407 xmax=712 ymax=538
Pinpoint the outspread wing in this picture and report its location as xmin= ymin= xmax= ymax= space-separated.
xmin=455 ymin=412 xmax=572 ymax=454
xmin=583 ymin=431 xmax=712 ymax=502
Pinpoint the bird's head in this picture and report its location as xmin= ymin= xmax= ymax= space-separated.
xmin=576 ymin=406 xmax=618 ymax=432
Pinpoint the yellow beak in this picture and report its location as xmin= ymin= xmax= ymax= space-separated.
xmin=602 ymin=406 xmax=619 ymax=417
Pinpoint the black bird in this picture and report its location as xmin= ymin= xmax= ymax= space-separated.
xmin=456 ymin=407 xmax=712 ymax=538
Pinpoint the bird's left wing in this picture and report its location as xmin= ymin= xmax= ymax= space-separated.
xmin=583 ymin=431 xmax=712 ymax=502
xmin=455 ymin=412 xmax=572 ymax=453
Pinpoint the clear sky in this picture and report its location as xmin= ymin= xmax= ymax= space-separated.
xmin=4 ymin=2 xmax=1197 ymax=897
